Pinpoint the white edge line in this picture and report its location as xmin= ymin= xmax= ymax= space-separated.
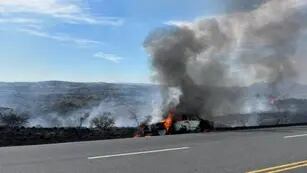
xmin=284 ymin=133 xmax=307 ymax=139
xmin=88 ymin=147 xmax=190 ymax=160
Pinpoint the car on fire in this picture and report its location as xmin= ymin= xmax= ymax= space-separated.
xmin=141 ymin=114 xmax=214 ymax=136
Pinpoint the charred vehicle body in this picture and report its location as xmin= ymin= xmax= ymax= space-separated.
xmin=138 ymin=111 xmax=214 ymax=136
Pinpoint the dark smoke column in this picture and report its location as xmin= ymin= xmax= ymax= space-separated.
xmin=144 ymin=0 xmax=307 ymax=120
xmin=144 ymin=26 xmax=207 ymax=117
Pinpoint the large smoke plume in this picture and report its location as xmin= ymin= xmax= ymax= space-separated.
xmin=144 ymin=0 xmax=307 ymax=119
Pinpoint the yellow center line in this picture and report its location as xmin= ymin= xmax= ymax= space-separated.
xmin=247 ymin=160 xmax=307 ymax=173
xmin=267 ymin=163 xmax=307 ymax=173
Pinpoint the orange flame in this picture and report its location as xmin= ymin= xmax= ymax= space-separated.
xmin=163 ymin=111 xmax=174 ymax=133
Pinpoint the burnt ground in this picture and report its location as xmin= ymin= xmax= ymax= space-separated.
xmin=1 ymin=111 xmax=306 ymax=147
xmin=0 ymin=127 xmax=136 ymax=147
xmin=2 ymin=122 xmax=307 ymax=147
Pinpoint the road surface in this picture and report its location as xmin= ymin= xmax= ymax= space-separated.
xmin=0 ymin=126 xmax=307 ymax=173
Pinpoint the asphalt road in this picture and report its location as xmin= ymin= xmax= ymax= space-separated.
xmin=0 ymin=126 xmax=307 ymax=173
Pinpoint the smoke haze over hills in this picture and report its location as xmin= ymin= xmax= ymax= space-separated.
xmin=0 ymin=81 xmax=162 ymax=127
xmin=0 ymin=81 xmax=307 ymax=127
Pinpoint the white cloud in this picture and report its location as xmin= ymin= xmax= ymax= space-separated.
xmin=93 ymin=52 xmax=123 ymax=63
xmin=0 ymin=0 xmax=79 ymax=14
xmin=0 ymin=0 xmax=124 ymax=26
xmin=164 ymin=20 xmax=192 ymax=27
xmin=0 ymin=0 xmax=116 ymax=47
xmin=0 ymin=17 xmax=40 ymax=24
xmin=19 ymin=28 xmax=102 ymax=47
xmin=164 ymin=16 xmax=218 ymax=28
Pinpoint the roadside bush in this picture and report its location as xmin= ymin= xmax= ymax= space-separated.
xmin=90 ymin=112 xmax=115 ymax=131
xmin=0 ymin=112 xmax=29 ymax=128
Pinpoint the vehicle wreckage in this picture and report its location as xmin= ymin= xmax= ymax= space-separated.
xmin=136 ymin=110 xmax=214 ymax=136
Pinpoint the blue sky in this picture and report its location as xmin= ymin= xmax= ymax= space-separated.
xmin=0 ymin=0 xmax=227 ymax=83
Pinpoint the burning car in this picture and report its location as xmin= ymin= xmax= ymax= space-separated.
xmin=138 ymin=110 xmax=214 ymax=136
